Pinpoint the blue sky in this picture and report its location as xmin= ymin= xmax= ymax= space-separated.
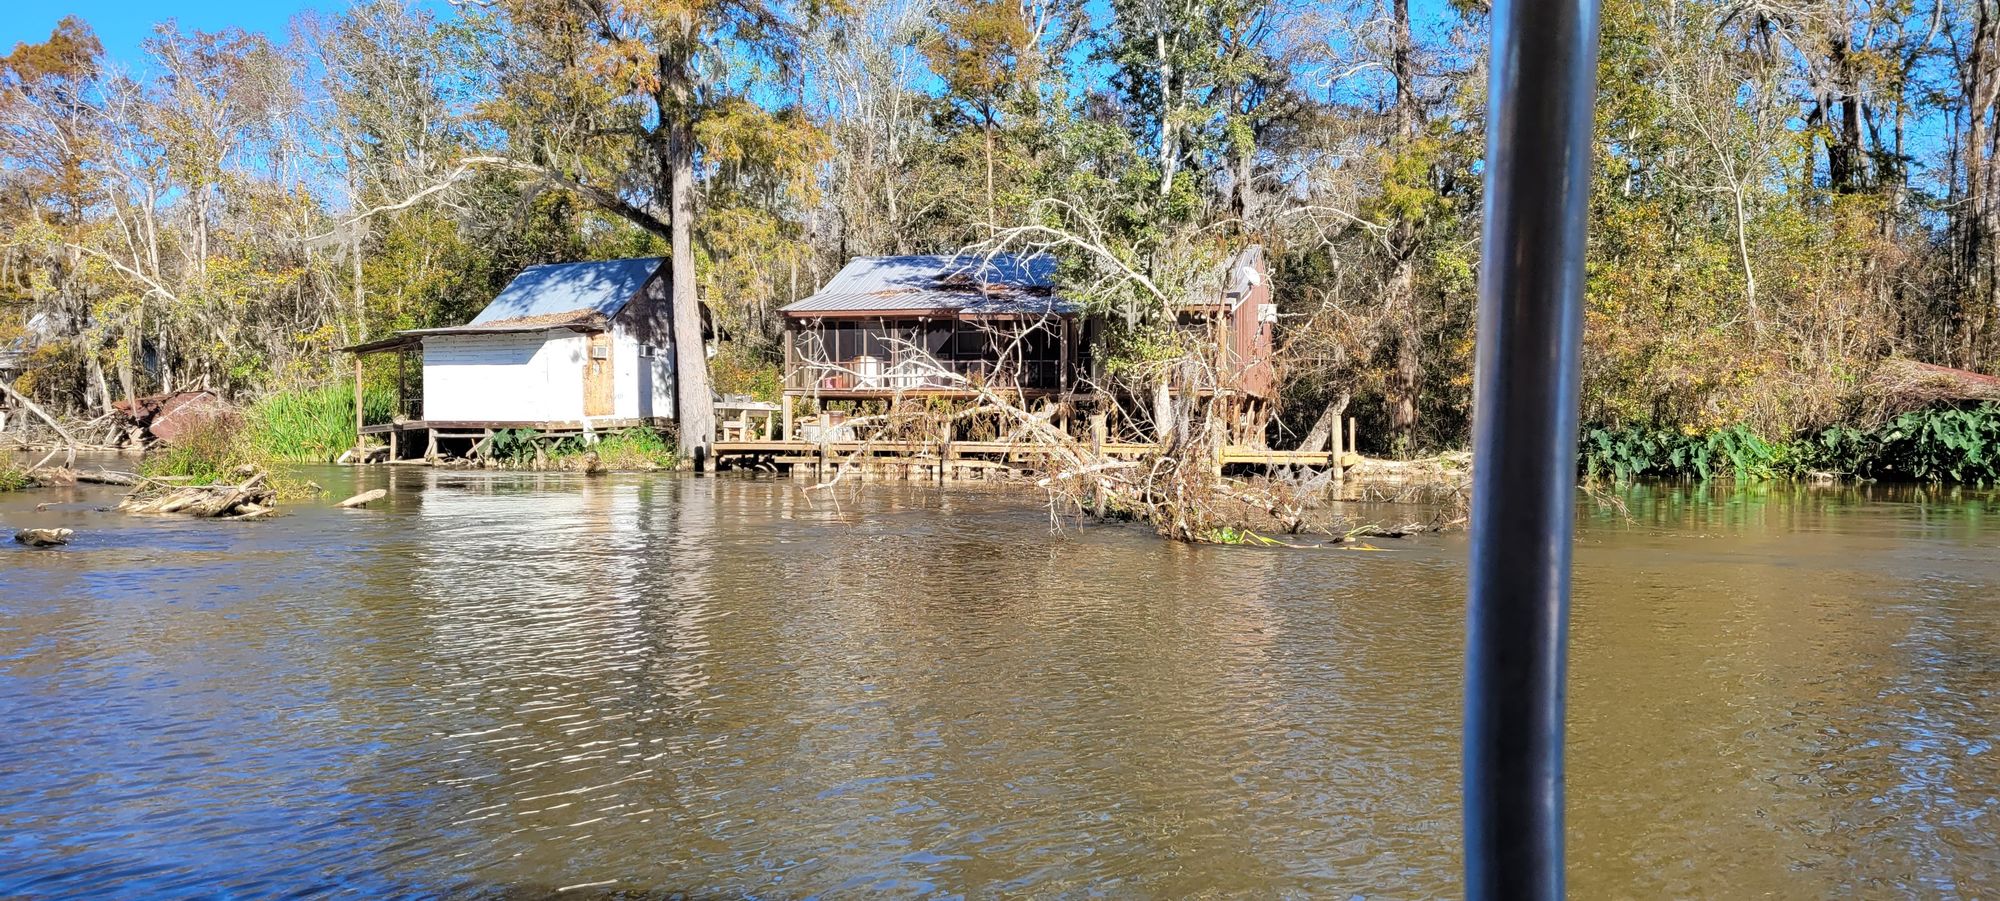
xmin=5 ymin=0 xmax=336 ymax=64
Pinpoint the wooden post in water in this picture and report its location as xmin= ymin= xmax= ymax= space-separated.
xmin=352 ymin=356 xmax=364 ymax=463
xmin=1347 ymin=416 xmax=1358 ymax=460
xmin=1090 ymin=412 xmax=1108 ymax=518
xmin=1331 ymin=409 xmax=1345 ymax=483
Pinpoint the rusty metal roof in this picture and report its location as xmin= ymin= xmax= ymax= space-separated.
xmin=781 ymin=255 xmax=1075 ymax=316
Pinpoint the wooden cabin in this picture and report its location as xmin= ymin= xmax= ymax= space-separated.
xmin=345 ymin=257 xmax=686 ymax=457
xmin=778 ymin=255 xmax=1083 ymax=409
xmin=1171 ymin=246 xmax=1278 ymax=445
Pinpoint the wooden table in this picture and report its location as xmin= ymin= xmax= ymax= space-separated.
xmin=716 ymin=401 xmax=782 ymax=442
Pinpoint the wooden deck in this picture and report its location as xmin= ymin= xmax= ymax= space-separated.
xmin=711 ymin=438 xmax=1341 ymax=480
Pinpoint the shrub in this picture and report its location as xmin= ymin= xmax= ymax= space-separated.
xmin=141 ymin=416 xmax=252 ymax=484
xmin=0 ymin=462 xmax=30 ymax=491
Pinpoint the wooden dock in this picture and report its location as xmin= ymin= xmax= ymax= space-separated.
xmin=711 ymin=438 xmax=1343 ymax=481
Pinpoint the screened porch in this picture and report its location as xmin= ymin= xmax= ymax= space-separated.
xmin=783 ymin=316 xmax=1075 ymax=397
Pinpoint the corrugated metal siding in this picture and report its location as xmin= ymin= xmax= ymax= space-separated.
xmin=469 ymin=258 xmax=664 ymax=326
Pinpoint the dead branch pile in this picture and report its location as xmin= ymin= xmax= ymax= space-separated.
xmin=117 ymin=466 xmax=278 ymax=520
xmin=1854 ymin=358 xmax=2000 ymax=424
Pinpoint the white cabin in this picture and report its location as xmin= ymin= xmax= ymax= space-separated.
xmin=348 ymin=258 xmax=689 ymax=451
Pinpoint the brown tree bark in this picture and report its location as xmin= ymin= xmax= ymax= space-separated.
xmin=664 ymin=46 xmax=715 ymax=470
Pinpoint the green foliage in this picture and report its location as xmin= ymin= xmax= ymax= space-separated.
xmin=482 ymin=427 xmax=680 ymax=470
xmin=710 ymin=345 xmax=781 ymax=404
xmin=486 ymin=428 xmax=542 ymax=466
xmin=1583 ymin=405 xmax=2000 ymax=485
xmin=0 ymin=462 xmax=30 ymax=492
xmin=564 ymin=428 xmax=679 ymax=471
xmin=1582 ymin=423 xmax=1779 ymax=482
xmin=140 ymin=416 xmax=252 ymax=484
xmin=244 ymin=384 xmax=394 ymax=464
xmin=1796 ymin=405 xmax=2000 ymax=484
xmin=1198 ymin=525 xmax=1282 ymax=545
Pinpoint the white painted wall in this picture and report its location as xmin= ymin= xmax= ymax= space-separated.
xmin=421 ymin=326 xmax=677 ymax=424
xmin=612 ymin=327 xmax=640 ymax=419
xmin=618 ymin=325 xmax=677 ymax=420
xmin=422 ymin=331 xmax=589 ymax=422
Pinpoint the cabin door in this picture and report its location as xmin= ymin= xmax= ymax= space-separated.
xmin=584 ymin=333 xmax=615 ymax=417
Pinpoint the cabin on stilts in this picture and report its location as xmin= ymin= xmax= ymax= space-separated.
xmin=774 ymin=254 xmax=1084 ymax=439
xmin=706 ymin=247 xmax=1337 ymax=478
xmin=343 ymin=257 xmax=692 ymax=461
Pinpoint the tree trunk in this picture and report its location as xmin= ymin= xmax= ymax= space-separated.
xmin=1156 ymin=29 xmax=1176 ymax=197
xmin=666 ymin=65 xmax=715 ymax=471
xmin=983 ymin=113 xmax=996 ymax=233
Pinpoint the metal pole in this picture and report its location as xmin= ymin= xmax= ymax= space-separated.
xmin=1464 ymin=0 xmax=1600 ymax=895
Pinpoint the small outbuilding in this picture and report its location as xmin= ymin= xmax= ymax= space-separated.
xmin=346 ymin=257 xmax=689 ymax=458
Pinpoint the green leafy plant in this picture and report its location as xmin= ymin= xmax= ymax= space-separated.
xmin=487 ymin=428 xmax=543 ymax=465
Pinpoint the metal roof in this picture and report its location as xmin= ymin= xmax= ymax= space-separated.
xmin=781 ymin=255 xmax=1076 ymax=316
xmin=469 ymin=257 xmax=664 ymax=325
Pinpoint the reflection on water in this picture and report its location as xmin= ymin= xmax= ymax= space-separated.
xmin=0 ymin=473 xmax=1994 ymax=897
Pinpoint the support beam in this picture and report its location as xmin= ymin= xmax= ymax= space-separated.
xmin=1462 ymin=0 xmax=1600 ymax=897
xmin=353 ymin=356 xmax=365 ymax=461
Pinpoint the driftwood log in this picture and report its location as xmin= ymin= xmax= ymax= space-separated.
xmin=118 ymin=467 xmax=277 ymax=519
xmin=15 ymin=528 xmax=73 ymax=547
xmin=336 ymin=488 xmax=387 ymax=508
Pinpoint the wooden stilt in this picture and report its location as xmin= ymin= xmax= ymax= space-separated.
xmin=352 ymin=356 xmax=365 ymax=462
xmin=1090 ymin=412 xmax=1108 ymax=518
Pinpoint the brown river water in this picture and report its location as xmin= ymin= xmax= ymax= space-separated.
xmin=0 ymin=466 xmax=1995 ymax=898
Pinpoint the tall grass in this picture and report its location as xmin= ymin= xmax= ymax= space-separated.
xmin=245 ymin=384 xmax=394 ymax=463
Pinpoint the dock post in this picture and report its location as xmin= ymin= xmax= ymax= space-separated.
xmin=1331 ymin=410 xmax=1345 ymax=484
xmin=1090 ymin=412 xmax=1108 ymax=518
xmin=781 ymin=396 xmax=794 ymax=441
xmin=352 ymin=356 xmax=364 ymax=462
